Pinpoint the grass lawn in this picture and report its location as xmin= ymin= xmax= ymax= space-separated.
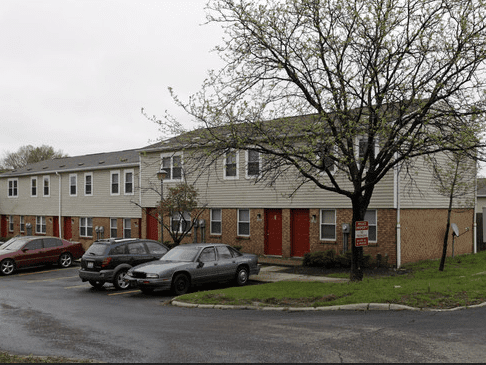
xmin=177 ymin=251 xmax=486 ymax=309
xmin=0 ymin=352 xmax=93 ymax=363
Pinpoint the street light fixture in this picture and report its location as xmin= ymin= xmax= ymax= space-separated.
xmin=157 ymin=168 xmax=168 ymax=243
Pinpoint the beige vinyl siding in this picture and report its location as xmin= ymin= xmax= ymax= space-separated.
xmin=140 ymin=153 xmax=164 ymax=207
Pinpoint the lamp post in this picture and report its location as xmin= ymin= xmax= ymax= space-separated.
xmin=156 ymin=168 xmax=168 ymax=243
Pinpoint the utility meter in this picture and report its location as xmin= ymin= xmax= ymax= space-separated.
xmin=342 ymin=223 xmax=350 ymax=233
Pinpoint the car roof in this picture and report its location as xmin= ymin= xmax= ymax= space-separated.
xmin=93 ymin=238 xmax=164 ymax=245
xmin=173 ymin=243 xmax=229 ymax=249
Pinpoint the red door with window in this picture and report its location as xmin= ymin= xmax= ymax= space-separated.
xmin=146 ymin=209 xmax=159 ymax=241
xmin=264 ymin=209 xmax=282 ymax=256
xmin=291 ymin=209 xmax=310 ymax=257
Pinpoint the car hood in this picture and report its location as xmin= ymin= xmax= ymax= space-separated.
xmin=131 ymin=260 xmax=191 ymax=274
xmin=0 ymin=249 xmax=15 ymax=257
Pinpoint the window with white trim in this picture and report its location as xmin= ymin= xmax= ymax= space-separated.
xmin=224 ymin=150 xmax=239 ymax=179
xmin=20 ymin=216 xmax=25 ymax=233
xmin=161 ymin=154 xmax=183 ymax=181
xmin=43 ymin=176 xmax=50 ymax=197
xmin=110 ymin=218 xmax=118 ymax=238
xmin=356 ymin=136 xmax=380 ymax=169
xmin=238 ymin=209 xmax=250 ymax=236
xmin=123 ymin=218 xmax=131 ymax=238
xmin=171 ymin=212 xmax=191 ymax=233
xmin=317 ymin=143 xmax=336 ymax=173
xmin=8 ymin=179 xmax=18 ymax=197
xmin=320 ymin=209 xmax=336 ymax=240
xmin=110 ymin=171 xmax=120 ymax=195
xmin=124 ymin=170 xmax=134 ymax=195
xmin=246 ymin=150 xmax=260 ymax=178
xmin=8 ymin=216 xmax=14 ymax=232
xmin=84 ymin=173 xmax=93 ymax=196
xmin=210 ymin=209 xmax=222 ymax=235
xmin=365 ymin=210 xmax=377 ymax=242
xmin=31 ymin=177 xmax=37 ymax=197
xmin=80 ymin=217 xmax=93 ymax=237
xmin=69 ymin=174 xmax=77 ymax=196
xmin=36 ymin=216 xmax=46 ymax=234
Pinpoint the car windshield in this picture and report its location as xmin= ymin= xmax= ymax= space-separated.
xmin=161 ymin=246 xmax=200 ymax=262
xmin=0 ymin=237 xmax=31 ymax=251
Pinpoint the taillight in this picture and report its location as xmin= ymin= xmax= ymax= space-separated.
xmin=101 ymin=257 xmax=112 ymax=268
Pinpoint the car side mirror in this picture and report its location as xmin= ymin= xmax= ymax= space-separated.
xmin=197 ymin=260 xmax=204 ymax=268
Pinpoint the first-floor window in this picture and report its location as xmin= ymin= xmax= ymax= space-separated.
xmin=110 ymin=218 xmax=118 ymax=238
xmin=36 ymin=216 xmax=46 ymax=234
xmin=320 ymin=209 xmax=336 ymax=240
xmin=237 ymin=209 xmax=250 ymax=236
xmin=210 ymin=209 xmax=222 ymax=235
xmin=365 ymin=210 xmax=377 ymax=242
xmin=80 ymin=217 xmax=93 ymax=237
xmin=171 ymin=212 xmax=191 ymax=233
xmin=123 ymin=219 xmax=131 ymax=238
xmin=20 ymin=216 xmax=25 ymax=233
xmin=8 ymin=216 xmax=14 ymax=232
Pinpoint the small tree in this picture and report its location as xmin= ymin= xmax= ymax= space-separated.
xmin=1 ymin=145 xmax=67 ymax=169
xmin=156 ymin=183 xmax=206 ymax=246
xmin=428 ymin=152 xmax=476 ymax=271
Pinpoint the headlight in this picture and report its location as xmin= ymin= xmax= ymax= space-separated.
xmin=127 ymin=271 xmax=134 ymax=277
xmin=145 ymin=273 xmax=159 ymax=278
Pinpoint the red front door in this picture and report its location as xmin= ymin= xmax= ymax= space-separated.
xmin=146 ymin=209 xmax=159 ymax=241
xmin=63 ymin=217 xmax=72 ymax=240
xmin=53 ymin=216 xmax=59 ymax=238
xmin=265 ymin=209 xmax=282 ymax=256
xmin=1 ymin=215 xmax=7 ymax=238
xmin=291 ymin=209 xmax=310 ymax=257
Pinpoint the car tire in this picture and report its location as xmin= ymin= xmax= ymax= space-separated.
xmin=172 ymin=273 xmax=190 ymax=295
xmin=58 ymin=253 xmax=73 ymax=268
xmin=140 ymin=287 xmax=154 ymax=294
xmin=235 ymin=266 xmax=249 ymax=286
xmin=113 ymin=269 xmax=130 ymax=290
xmin=0 ymin=259 xmax=15 ymax=276
xmin=89 ymin=280 xmax=105 ymax=289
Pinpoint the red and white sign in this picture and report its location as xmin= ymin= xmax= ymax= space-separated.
xmin=355 ymin=221 xmax=369 ymax=247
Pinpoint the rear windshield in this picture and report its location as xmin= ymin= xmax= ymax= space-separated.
xmin=85 ymin=243 xmax=109 ymax=256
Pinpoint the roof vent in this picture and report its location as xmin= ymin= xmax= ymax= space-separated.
xmin=99 ymin=161 xmax=105 ymax=164
xmin=27 ymin=168 xmax=32 ymax=171
xmin=59 ymin=164 xmax=65 ymax=168
xmin=42 ymin=166 xmax=48 ymax=169
xmin=78 ymin=162 xmax=84 ymax=166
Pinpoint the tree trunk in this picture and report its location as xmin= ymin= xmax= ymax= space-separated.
xmin=350 ymin=196 xmax=368 ymax=281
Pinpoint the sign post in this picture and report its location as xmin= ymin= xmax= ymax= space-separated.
xmin=355 ymin=221 xmax=369 ymax=247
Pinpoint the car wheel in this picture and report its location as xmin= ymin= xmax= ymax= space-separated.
xmin=172 ymin=273 xmax=190 ymax=295
xmin=113 ymin=269 xmax=130 ymax=290
xmin=89 ymin=280 xmax=105 ymax=289
xmin=58 ymin=253 xmax=73 ymax=268
xmin=140 ymin=287 xmax=154 ymax=294
xmin=0 ymin=259 xmax=15 ymax=276
xmin=235 ymin=266 xmax=249 ymax=286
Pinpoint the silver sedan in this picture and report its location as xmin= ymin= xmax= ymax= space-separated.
xmin=125 ymin=243 xmax=261 ymax=295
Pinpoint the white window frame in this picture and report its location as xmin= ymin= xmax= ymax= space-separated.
xmin=224 ymin=150 xmax=239 ymax=180
xmin=365 ymin=209 xmax=378 ymax=243
xmin=20 ymin=216 xmax=25 ymax=233
xmin=7 ymin=178 xmax=18 ymax=198
xmin=320 ymin=209 xmax=336 ymax=241
xmin=110 ymin=170 xmax=120 ymax=196
xmin=124 ymin=169 xmax=134 ymax=195
xmin=8 ymin=215 xmax=14 ymax=232
xmin=84 ymin=172 xmax=93 ymax=196
xmin=110 ymin=218 xmax=118 ymax=238
xmin=36 ymin=216 xmax=46 ymax=234
xmin=31 ymin=177 xmax=37 ymax=197
xmin=80 ymin=217 xmax=93 ymax=237
xmin=245 ymin=149 xmax=261 ymax=179
xmin=69 ymin=174 xmax=77 ymax=197
xmin=210 ymin=208 xmax=222 ymax=235
xmin=160 ymin=153 xmax=183 ymax=182
xmin=316 ymin=143 xmax=337 ymax=174
xmin=123 ymin=218 xmax=131 ymax=238
xmin=43 ymin=175 xmax=50 ymax=197
xmin=237 ymin=209 xmax=250 ymax=237
xmin=170 ymin=211 xmax=191 ymax=234
xmin=356 ymin=136 xmax=380 ymax=169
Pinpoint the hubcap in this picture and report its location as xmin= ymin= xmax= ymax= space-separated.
xmin=117 ymin=272 xmax=129 ymax=289
xmin=2 ymin=261 xmax=14 ymax=274
xmin=238 ymin=269 xmax=248 ymax=283
xmin=61 ymin=254 xmax=71 ymax=267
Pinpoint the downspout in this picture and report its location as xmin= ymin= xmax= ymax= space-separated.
xmin=396 ymin=163 xmax=401 ymax=269
xmin=55 ymin=172 xmax=62 ymax=238
xmin=474 ymin=172 xmax=477 ymax=254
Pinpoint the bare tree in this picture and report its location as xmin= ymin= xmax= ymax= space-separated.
xmin=427 ymin=152 xmax=476 ymax=271
xmin=1 ymin=145 xmax=68 ymax=169
xmin=151 ymin=0 xmax=486 ymax=281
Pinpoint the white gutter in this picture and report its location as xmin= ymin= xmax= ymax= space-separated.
xmin=396 ymin=162 xmax=401 ymax=269
xmin=55 ymin=172 xmax=62 ymax=238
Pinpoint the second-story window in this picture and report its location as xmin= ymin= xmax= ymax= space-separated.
xmin=246 ymin=150 xmax=260 ymax=178
xmin=161 ymin=155 xmax=182 ymax=181
xmin=8 ymin=179 xmax=18 ymax=197
xmin=124 ymin=170 xmax=134 ymax=195
xmin=111 ymin=171 xmax=120 ymax=195
xmin=224 ymin=150 xmax=238 ymax=179
xmin=43 ymin=176 xmax=50 ymax=197
xmin=69 ymin=174 xmax=77 ymax=196
xmin=31 ymin=177 xmax=37 ymax=197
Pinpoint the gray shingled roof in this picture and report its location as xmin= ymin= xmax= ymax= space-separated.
xmin=0 ymin=149 xmax=141 ymax=178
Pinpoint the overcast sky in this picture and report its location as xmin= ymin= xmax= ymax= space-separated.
xmin=0 ymin=0 xmax=224 ymax=158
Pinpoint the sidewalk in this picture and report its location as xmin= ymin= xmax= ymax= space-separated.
xmin=252 ymin=265 xmax=348 ymax=283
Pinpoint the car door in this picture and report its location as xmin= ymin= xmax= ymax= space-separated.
xmin=42 ymin=237 xmax=63 ymax=264
xmin=16 ymin=239 xmax=45 ymax=268
xmin=192 ymin=247 xmax=219 ymax=284
xmin=216 ymin=245 xmax=238 ymax=280
xmin=126 ymin=242 xmax=151 ymax=267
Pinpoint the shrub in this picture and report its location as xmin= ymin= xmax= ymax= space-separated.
xmin=303 ymin=250 xmax=337 ymax=268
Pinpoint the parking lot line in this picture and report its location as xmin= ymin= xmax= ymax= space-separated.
xmin=64 ymin=284 xmax=91 ymax=289
xmin=108 ymin=290 xmax=141 ymax=296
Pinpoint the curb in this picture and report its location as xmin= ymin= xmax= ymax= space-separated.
xmin=169 ymin=299 xmax=486 ymax=312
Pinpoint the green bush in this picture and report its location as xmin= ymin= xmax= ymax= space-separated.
xmin=303 ymin=250 xmax=376 ymax=269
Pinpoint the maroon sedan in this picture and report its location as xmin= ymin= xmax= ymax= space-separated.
xmin=0 ymin=236 xmax=85 ymax=275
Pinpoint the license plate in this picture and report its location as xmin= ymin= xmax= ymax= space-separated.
xmin=87 ymin=262 xmax=94 ymax=269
